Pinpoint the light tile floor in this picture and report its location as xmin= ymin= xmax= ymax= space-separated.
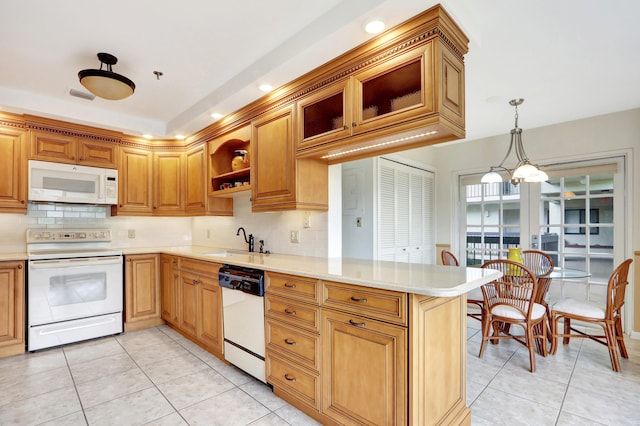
xmin=1 ymin=321 xmax=639 ymax=425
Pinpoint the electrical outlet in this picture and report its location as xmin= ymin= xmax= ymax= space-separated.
xmin=290 ymin=230 xmax=300 ymax=244
xmin=356 ymin=217 xmax=362 ymax=227
xmin=303 ymin=211 xmax=311 ymax=229
xmin=128 ymin=229 xmax=135 ymax=239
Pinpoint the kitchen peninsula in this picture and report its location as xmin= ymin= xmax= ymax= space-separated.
xmin=124 ymin=246 xmax=500 ymax=425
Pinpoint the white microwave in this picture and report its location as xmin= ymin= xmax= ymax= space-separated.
xmin=28 ymin=160 xmax=118 ymax=205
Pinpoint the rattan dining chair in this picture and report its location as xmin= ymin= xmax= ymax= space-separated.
xmin=550 ymin=258 xmax=633 ymax=372
xmin=441 ymin=250 xmax=485 ymax=323
xmin=479 ymin=259 xmax=547 ymax=372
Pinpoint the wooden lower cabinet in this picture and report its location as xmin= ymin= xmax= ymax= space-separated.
xmin=322 ymin=309 xmax=407 ymax=426
xmin=160 ymin=255 xmax=180 ymax=325
xmin=0 ymin=261 xmax=25 ymax=358
xmin=266 ymin=273 xmax=470 ymax=426
xmin=164 ymin=256 xmax=224 ymax=356
xmin=124 ymin=254 xmax=163 ymax=332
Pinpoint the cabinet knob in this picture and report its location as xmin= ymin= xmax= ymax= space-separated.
xmin=18 ymin=264 xmax=23 ymax=270
xmin=351 ymin=122 xmax=357 ymax=127
xmin=343 ymin=125 xmax=348 ymax=130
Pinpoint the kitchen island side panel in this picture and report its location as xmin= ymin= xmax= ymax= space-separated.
xmin=409 ymin=293 xmax=470 ymax=426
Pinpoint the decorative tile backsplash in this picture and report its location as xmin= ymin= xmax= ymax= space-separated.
xmin=0 ymin=200 xmax=330 ymax=257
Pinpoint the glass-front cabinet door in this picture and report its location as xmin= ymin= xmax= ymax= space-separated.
xmin=297 ymin=80 xmax=351 ymax=150
xmin=351 ymin=45 xmax=434 ymax=135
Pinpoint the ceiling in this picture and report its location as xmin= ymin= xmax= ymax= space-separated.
xmin=2 ymin=0 xmax=639 ymax=143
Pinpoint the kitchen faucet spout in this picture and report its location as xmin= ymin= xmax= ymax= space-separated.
xmin=236 ymin=227 xmax=255 ymax=252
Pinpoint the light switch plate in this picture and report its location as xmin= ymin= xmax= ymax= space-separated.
xmin=290 ymin=230 xmax=300 ymax=244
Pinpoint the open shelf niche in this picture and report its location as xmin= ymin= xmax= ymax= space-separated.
xmin=208 ymin=124 xmax=251 ymax=198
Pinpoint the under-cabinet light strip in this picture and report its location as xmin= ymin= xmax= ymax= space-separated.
xmin=321 ymin=131 xmax=438 ymax=159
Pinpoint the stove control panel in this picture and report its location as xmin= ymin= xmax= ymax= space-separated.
xmin=26 ymin=228 xmax=112 ymax=243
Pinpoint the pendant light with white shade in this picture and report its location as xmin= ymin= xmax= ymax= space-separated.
xmin=481 ymin=98 xmax=548 ymax=185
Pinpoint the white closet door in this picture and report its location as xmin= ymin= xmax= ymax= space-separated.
xmin=378 ymin=163 xmax=396 ymax=261
xmin=376 ymin=158 xmax=435 ymax=264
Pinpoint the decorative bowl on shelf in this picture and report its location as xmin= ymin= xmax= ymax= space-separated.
xmin=231 ymin=149 xmax=249 ymax=171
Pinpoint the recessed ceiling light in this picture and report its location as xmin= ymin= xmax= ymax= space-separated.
xmin=175 ymin=134 xmax=186 ymax=140
xmin=364 ymin=19 xmax=385 ymax=34
xmin=210 ymin=113 xmax=222 ymax=120
xmin=259 ymin=84 xmax=273 ymax=92
xmin=143 ymin=134 xmax=153 ymax=139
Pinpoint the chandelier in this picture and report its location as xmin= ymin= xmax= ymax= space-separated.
xmin=481 ymin=98 xmax=548 ymax=185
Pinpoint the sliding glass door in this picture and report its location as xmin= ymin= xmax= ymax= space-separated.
xmin=461 ymin=158 xmax=625 ymax=308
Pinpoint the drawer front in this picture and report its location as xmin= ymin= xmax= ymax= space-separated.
xmin=266 ymin=272 xmax=320 ymax=304
xmin=266 ymin=318 xmax=320 ymax=371
xmin=265 ymin=295 xmax=320 ymax=332
xmin=323 ymin=281 xmax=407 ymax=326
xmin=267 ymin=353 xmax=320 ymax=409
xmin=180 ymin=257 xmax=221 ymax=276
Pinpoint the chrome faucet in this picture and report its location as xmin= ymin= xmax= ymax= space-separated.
xmin=236 ymin=227 xmax=254 ymax=252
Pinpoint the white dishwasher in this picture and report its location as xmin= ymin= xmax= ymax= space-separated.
xmin=218 ymin=265 xmax=266 ymax=383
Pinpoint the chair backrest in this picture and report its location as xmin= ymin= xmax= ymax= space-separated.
xmin=481 ymin=259 xmax=538 ymax=319
xmin=522 ymin=250 xmax=554 ymax=277
xmin=606 ymin=259 xmax=633 ymax=320
xmin=441 ymin=250 xmax=459 ymax=266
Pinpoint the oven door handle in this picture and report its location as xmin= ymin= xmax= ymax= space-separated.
xmin=29 ymin=256 xmax=123 ymax=269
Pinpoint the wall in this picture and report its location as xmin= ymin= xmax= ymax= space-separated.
xmin=341 ymin=158 xmax=375 ymax=259
xmin=192 ymin=196 xmax=328 ymax=257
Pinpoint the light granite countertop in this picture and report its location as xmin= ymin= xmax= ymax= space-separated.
xmin=122 ymin=245 xmax=500 ymax=297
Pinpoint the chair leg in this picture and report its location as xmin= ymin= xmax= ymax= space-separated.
xmin=549 ymin=313 xmax=559 ymax=355
xmin=563 ymin=317 xmax=571 ymax=345
xmin=605 ymin=323 xmax=621 ymax=372
xmin=478 ymin=317 xmax=492 ymax=359
xmin=614 ymin=316 xmax=629 ymax=359
xmin=526 ymin=324 xmax=536 ymax=373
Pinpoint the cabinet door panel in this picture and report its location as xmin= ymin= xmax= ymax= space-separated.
xmin=179 ymin=271 xmax=199 ymax=337
xmin=322 ymin=309 xmax=406 ymax=426
xmin=185 ymin=145 xmax=206 ymax=214
xmin=0 ymin=261 xmax=24 ymax=357
xmin=160 ymin=256 xmax=179 ymax=324
xmin=30 ymin=132 xmax=76 ymax=163
xmin=251 ymin=106 xmax=296 ymax=207
xmin=78 ymin=139 xmax=117 ymax=168
xmin=125 ymin=254 xmax=160 ymax=323
xmin=154 ymin=151 xmax=185 ymax=214
xmin=118 ymin=147 xmax=153 ymax=214
xmin=352 ymin=43 xmax=434 ymax=135
xmin=197 ymin=278 xmax=222 ymax=353
xmin=0 ymin=128 xmax=27 ymax=212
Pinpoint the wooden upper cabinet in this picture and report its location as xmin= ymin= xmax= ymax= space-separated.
xmin=351 ymin=45 xmax=433 ymax=135
xmin=30 ymin=131 xmax=117 ymax=168
xmin=77 ymin=139 xmax=118 ymax=168
xmin=116 ymin=146 xmax=153 ymax=215
xmin=252 ymin=105 xmax=328 ymax=212
xmin=294 ymin=6 xmax=467 ymax=161
xmin=0 ymin=126 xmax=27 ymax=213
xmin=297 ymin=80 xmax=351 ymax=150
xmin=185 ymin=144 xmax=206 ymax=215
xmin=153 ymin=151 xmax=185 ymax=215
